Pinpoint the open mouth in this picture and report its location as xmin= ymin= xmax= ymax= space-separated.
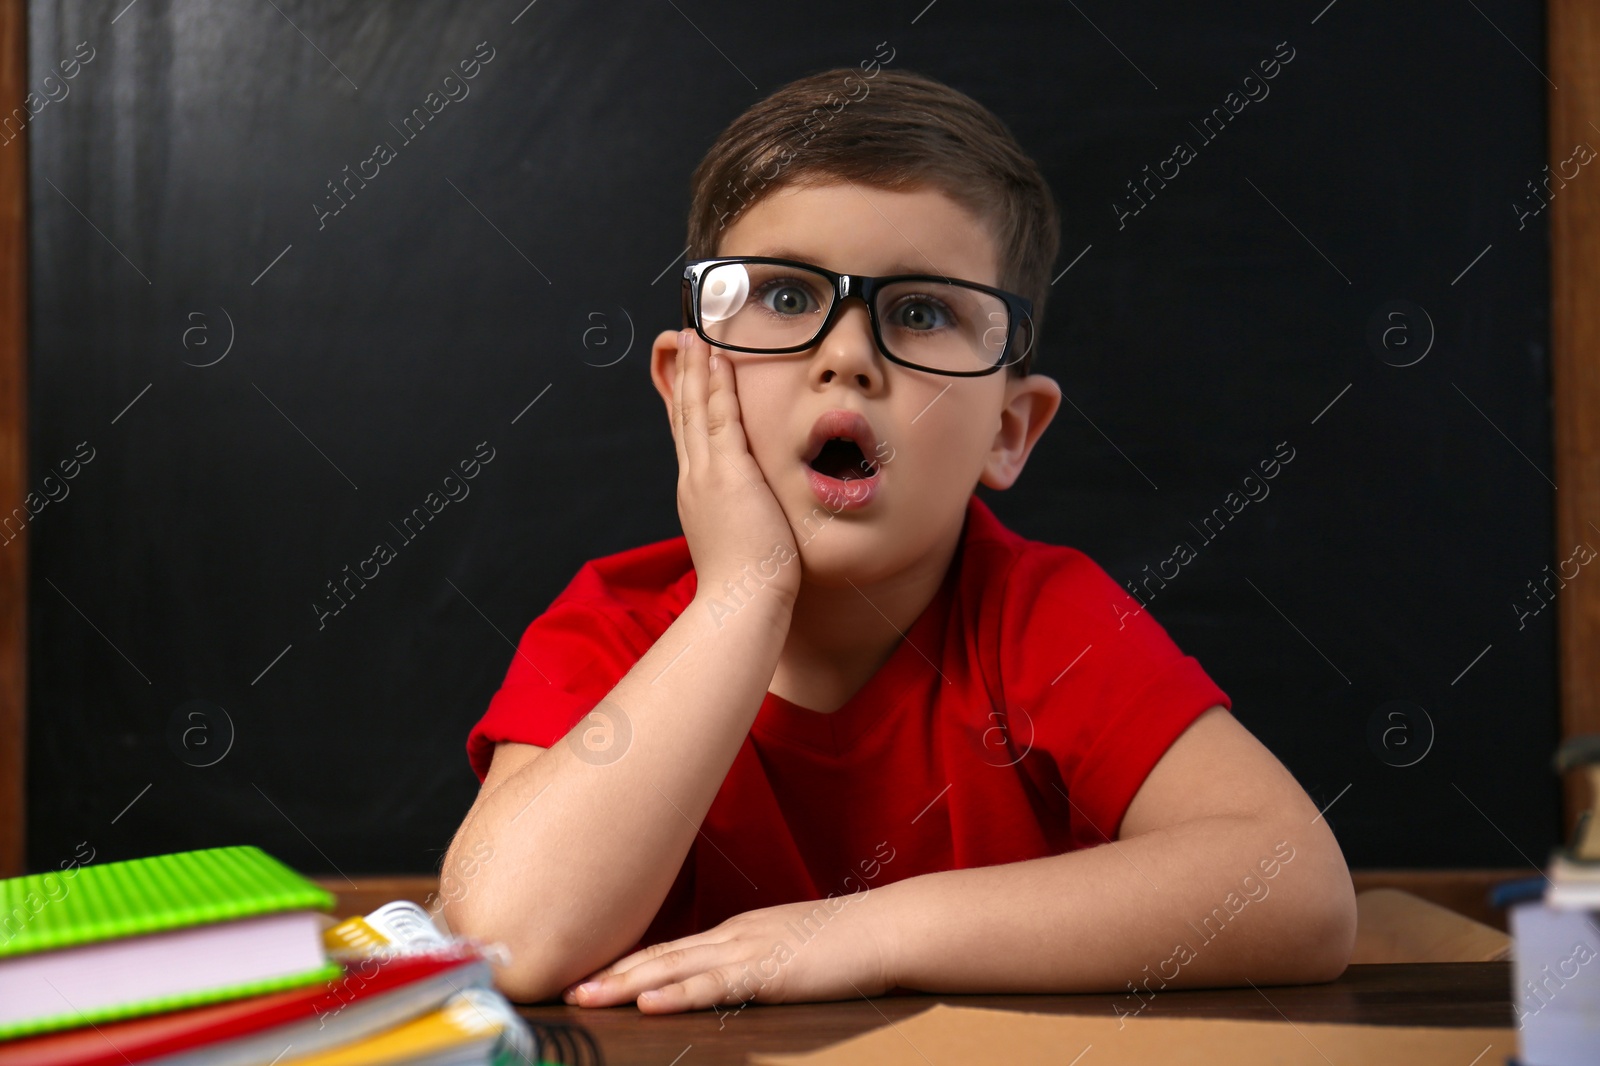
xmin=800 ymin=409 xmax=883 ymax=510
xmin=807 ymin=437 xmax=879 ymax=481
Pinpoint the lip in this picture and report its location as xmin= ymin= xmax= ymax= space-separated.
xmin=801 ymin=409 xmax=881 ymax=467
xmin=800 ymin=408 xmax=882 ymax=511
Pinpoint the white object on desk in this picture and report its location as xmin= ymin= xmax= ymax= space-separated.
xmin=1510 ymin=900 xmax=1600 ymax=1066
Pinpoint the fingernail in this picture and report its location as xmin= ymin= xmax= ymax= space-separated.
xmin=677 ymin=330 xmax=687 ymax=351
xmin=639 ymin=989 xmax=662 ymax=1002
xmin=576 ymin=981 xmax=600 ymax=996
xmin=710 ymin=352 xmax=719 ymax=371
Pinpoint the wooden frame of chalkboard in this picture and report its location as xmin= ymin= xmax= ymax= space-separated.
xmin=1547 ymin=0 xmax=1600 ymax=837
xmin=1 ymin=0 xmax=26 ymax=878
xmin=0 ymin=4 xmax=1596 ymax=893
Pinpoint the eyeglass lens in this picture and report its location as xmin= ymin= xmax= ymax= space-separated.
xmin=697 ymin=261 xmax=1023 ymax=374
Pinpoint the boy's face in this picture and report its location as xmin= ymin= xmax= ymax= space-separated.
xmin=651 ymin=181 xmax=1061 ymax=588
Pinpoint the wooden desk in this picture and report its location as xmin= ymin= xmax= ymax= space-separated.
xmin=513 ymin=962 xmax=1514 ymax=1065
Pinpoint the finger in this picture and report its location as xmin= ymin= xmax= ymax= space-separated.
xmin=637 ymin=966 xmax=760 ymax=1014
xmin=563 ymin=934 xmax=715 ymax=1002
xmin=598 ymin=928 xmax=735 ymax=984
xmin=680 ymin=329 xmax=712 ymax=466
xmin=668 ymin=330 xmax=688 ymax=471
xmin=562 ymin=937 xmax=700 ymax=1004
xmin=567 ymin=942 xmax=735 ymax=1008
xmin=563 ymin=941 xmax=662 ymax=998
xmin=700 ymin=333 xmax=752 ymax=459
xmin=673 ymin=329 xmax=693 ymax=468
xmin=575 ymin=947 xmax=663 ymax=988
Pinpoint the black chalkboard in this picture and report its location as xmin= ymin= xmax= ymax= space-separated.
xmin=26 ymin=0 xmax=1557 ymax=876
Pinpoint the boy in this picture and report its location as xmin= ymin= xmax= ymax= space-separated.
xmin=445 ymin=67 xmax=1355 ymax=1012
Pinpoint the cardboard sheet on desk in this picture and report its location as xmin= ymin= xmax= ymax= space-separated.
xmin=746 ymin=1004 xmax=1517 ymax=1065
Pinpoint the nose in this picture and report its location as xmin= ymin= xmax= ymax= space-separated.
xmin=811 ymin=297 xmax=884 ymax=390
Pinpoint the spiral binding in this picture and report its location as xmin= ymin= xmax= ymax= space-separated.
xmin=525 ymin=1020 xmax=604 ymax=1065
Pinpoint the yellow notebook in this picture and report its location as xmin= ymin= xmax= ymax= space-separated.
xmin=276 ymin=985 xmax=526 ymax=1066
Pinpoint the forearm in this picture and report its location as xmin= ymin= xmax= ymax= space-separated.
xmin=445 ymin=589 xmax=793 ymax=999
xmin=875 ymin=810 xmax=1355 ymax=996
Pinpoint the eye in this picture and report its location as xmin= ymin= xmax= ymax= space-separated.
xmin=752 ymin=277 xmax=820 ymax=316
xmin=887 ymin=293 xmax=955 ymax=331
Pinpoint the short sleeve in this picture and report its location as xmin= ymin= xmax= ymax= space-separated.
xmin=999 ymin=547 xmax=1231 ymax=850
xmin=465 ymin=597 xmax=659 ymax=784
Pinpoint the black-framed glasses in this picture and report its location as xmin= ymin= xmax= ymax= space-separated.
xmin=680 ymin=256 xmax=1036 ymax=377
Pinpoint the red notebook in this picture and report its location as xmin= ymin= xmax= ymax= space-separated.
xmin=0 ymin=943 xmax=490 ymax=1066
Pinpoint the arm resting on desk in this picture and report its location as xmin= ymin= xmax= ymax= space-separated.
xmin=882 ymin=705 xmax=1357 ymax=994
xmin=437 ymin=588 xmax=797 ymax=1005
xmin=563 ymin=706 xmax=1357 ymax=1012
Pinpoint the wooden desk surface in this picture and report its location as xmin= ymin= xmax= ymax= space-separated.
xmin=513 ymin=962 xmax=1514 ymax=1065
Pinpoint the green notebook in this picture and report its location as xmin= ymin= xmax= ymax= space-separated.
xmin=0 ymin=844 xmax=343 ymax=1040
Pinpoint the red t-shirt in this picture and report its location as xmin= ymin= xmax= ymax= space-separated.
xmin=466 ymin=493 xmax=1231 ymax=953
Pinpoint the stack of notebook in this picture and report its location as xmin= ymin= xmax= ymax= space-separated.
xmin=0 ymin=845 xmax=600 ymax=1065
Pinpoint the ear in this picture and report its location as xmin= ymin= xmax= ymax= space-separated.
xmin=979 ymin=373 xmax=1062 ymax=491
xmin=649 ymin=329 xmax=684 ymax=426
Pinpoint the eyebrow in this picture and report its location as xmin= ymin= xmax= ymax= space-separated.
xmin=752 ymin=247 xmax=952 ymax=278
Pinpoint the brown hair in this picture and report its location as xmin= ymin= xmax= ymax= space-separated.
xmin=686 ymin=66 xmax=1061 ymax=377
